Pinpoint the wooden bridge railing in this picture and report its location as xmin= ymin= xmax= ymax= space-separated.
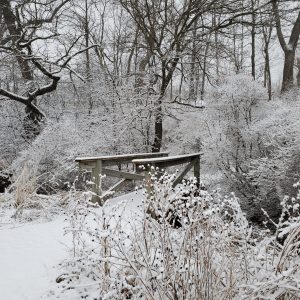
xmin=75 ymin=152 xmax=202 ymax=204
xmin=133 ymin=152 xmax=203 ymax=188
xmin=75 ymin=152 xmax=169 ymax=203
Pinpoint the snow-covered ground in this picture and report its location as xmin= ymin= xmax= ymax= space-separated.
xmin=0 ymin=192 xmax=142 ymax=300
xmin=0 ymin=216 xmax=68 ymax=300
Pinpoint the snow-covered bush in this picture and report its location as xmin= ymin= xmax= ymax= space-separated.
xmin=205 ymin=74 xmax=267 ymax=174
xmin=208 ymin=78 xmax=300 ymax=223
xmin=167 ymin=74 xmax=300 ymax=224
xmin=53 ymin=174 xmax=300 ymax=299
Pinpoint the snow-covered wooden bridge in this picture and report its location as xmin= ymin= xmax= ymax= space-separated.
xmin=76 ymin=152 xmax=203 ymax=204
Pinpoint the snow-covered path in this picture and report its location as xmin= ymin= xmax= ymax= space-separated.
xmin=0 ymin=191 xmax=143 ymax=300
xmin=0 ymin=216 xmax=69 ymax=300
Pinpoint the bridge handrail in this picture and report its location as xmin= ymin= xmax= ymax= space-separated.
xmin=75 ymin=152 xmax=169 ymax=166
xmin=133 ymin=152 xmax=202 ymax=189
xmin=132 ymin=152 xmax=203 ymax=165
xmin=75 ymin=152 xmax=169 ymax=161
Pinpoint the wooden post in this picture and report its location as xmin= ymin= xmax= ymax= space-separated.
xmin=194 ymin=155 xmax=200 ymax=187
xmin=91 ymin=160 xmax=102 ymax=204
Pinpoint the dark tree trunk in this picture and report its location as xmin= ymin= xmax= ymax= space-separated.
xmin=272 ymin=0 xmax=300 ymax=92
xmin=2 ymin=0 xmax=33 ymax=81
xmin=151 ymin=57 xmax=179 ymax=152
xmin=297 ymin=58 xmax=300 ymax=87
xmin=152 ymin=99 xmax=163 ymax=153
xmin=2 ymin=0 xmax=43 ymax=138
xmin=265 ymin=49 xmax=272 ymax=101
xmin=251 ymin=0 xmax=256 ymax=79
xmin=188 ymin=20 xmax=198 ymax=102
xmin=282 ymin=50 xmax=295 ymax=92
xmin=200 ymin=38 xmax=210 ymax=100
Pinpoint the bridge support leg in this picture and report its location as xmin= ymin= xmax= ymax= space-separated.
xmin=194 ymin=156 xmax=200 ymax=187
xmin=92 ymin=160 xmax=102 ymax=204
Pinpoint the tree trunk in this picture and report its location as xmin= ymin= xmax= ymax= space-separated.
xmin=2 ymin=0 xmax=43 ymax=138
xmin=200 ymin=38 xmax=210 ymax=100
xmin=151 ymin=57 xmax=179 ymax=152
xmin=213 ymin=10 xmax=220 ymax=84
xmin=282 ymin=50 xmax=295 ymax=92
xmin=251 ymin=0 xmax=256 ymax=79
xmin=272 ymin=0 xmax=300 ymax=92
xmin=188 ymin=20 xmax=198 ymax=102
xmin=265 ymin=48 xmax=272 ymax=101
xmin=152 ymin=98 xmax=163 ymax=152
xmin=84 ymin=0 xmax=93 ymax=114
xmin=262 ymin=23 xmax=273 ymax=101
xmin=297 ymin=57 xmax=300 ymax=87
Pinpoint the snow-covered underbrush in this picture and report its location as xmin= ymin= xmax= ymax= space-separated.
xmin=53 ymin=173 xmax=300 ymax=300
xmin=166 ymin=75 xmax=300 ymax=224
xmin=0 ymin=192 xmax=67 ymax=223
xmin=0 ymin=163 xmax=69 ymax=222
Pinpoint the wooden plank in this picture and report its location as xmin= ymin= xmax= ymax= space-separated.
xmin=101 ymin=152 xmax=169 ymax=167
xmin=102 ymin=168 xmax=145 ymax=181
xmin=194 ymin=155 xmax=200 ymax=186
xmin=172 ymin=160 xmax=196 ymax=187
xmin=133 ymin=152 xmax=203 ymax=164
xmin=75 ymin=152 xmax=169 ymax=166
xmin=133 ymin=153 xmax=203 ymax=170
xmin=78 ymin=161 xmax=96 ymax=170
xmin=105 ymin=178 xmax=130 ymax=194
xmin=91 ymin=160 xmax=102 ymax=204
xmin=75 ymin=152 xmax=169 ymax=161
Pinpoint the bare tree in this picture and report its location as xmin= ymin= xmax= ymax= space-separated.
xmin=0 ymin=0 xmax=97 ymax=137
xmin=119 ymin=0 xmax=258 ymax=152
xmin=272 ymin=0 xmax=300 ymax=92
xmin=261 ymin=10 xmax=274 ymax=100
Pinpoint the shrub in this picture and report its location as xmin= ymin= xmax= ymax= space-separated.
xmin=53 ymin=174 xmax=300 ymax=299
xmin=167 ymin=74 xmax=300 ymax=224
